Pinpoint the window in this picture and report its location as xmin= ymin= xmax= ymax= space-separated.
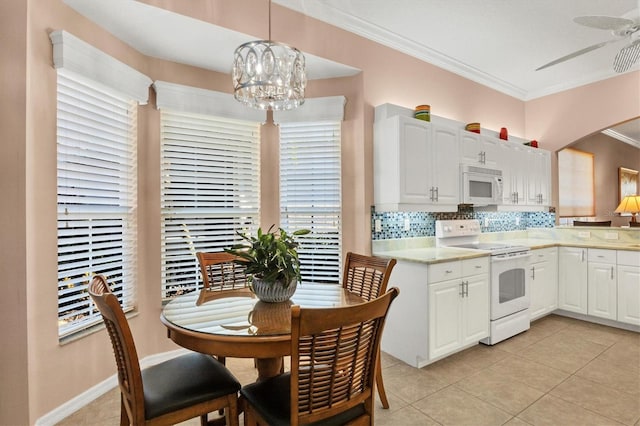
xmin=279 ymin=121 xmax=342 ymax=284
xmin=558 ymin=147 xmax=595 ymax=217
xmin=52 ymin=30 xmax=150 ymax=339
xmin=160 ymin=110 xmax=260 ymax=298
xmin=56 ymin=73 xmax=138 ymax=338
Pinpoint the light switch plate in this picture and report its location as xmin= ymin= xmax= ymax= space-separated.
xmin=404 ymin=218 xmax=411 ymax=231
xmin=374 ymin=219 xmax=382 ymax=233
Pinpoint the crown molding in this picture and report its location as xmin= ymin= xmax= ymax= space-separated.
xmin=602 ymin=128 xmax=640 ymax=148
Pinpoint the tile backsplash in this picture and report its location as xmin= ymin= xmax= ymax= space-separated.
xmin=371 ymin=210 xmax=555 ymax=240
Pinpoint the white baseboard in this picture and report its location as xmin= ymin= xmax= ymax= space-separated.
xmin=35 ymin=348 xmax=188 ymax=426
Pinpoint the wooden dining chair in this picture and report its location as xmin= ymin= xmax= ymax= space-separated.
xmin=240 ymin=287 xmax=400 ymax=426
xmin=196 ymin=252 xmax=258 ymax=372
xmin=342 ymin=252 xmax=397 ymax=409
xmin=88 ymin=275 xmax=241 ymax=426
xmin=197 ymin=252 xmax=250 ymax=294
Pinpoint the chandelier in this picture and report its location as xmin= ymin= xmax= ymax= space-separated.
xmin=232 ymin=0 xmax=306 ymax=110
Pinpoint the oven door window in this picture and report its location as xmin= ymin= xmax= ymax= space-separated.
xmin=498 ymin=268 xmax=525 ymax=303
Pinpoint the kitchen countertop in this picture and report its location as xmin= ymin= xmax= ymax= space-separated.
xmin=373 ymin=246 xmax=490 ymax=264
xmin=373 ymin=238 xmax=640 ymax=264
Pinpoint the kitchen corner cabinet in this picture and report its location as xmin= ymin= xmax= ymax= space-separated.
xmin=529 ymin=247 xmax=558 ymax=321
xmin=373 ymin=115 xmax=459 ymax=212
xmin=558 ymin=247 xmax=588 ymax=314
xmin=617 ymin=251 xmax=640 ymax=326
xmin=587 ymin=249 xmax=617 ymax=320
xmin=428 ymin=258 xmax=489 ymax=360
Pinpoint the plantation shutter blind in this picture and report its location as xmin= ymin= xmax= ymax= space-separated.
xmin=558 ymin=148 xmax=595 ymax=217
xmin=160 ymin=110 xmax=260 ymax=298
xmin=279 ymin=120 xmax=342 ymax=284
xmin=56 ymin=72 xmax=138 ymax=338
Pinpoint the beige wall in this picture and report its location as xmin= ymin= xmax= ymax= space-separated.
xmin=0 ymin=1 xmax=29 ymax=424
xmin=1 ymin=0 xmax=638 ymax=423
xmin=568 ymin=134 xmax=640 ymax=226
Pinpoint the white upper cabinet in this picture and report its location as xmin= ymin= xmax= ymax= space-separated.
xmin=498 ymin=142 xmax=528 ymax=206
xmin=373 ymin=104 xmax=552 ymax=211
xmin=497 ymin=142 xmax=551 ymax=210
xmin=460 ymin=132 xmax=499 ymax=168
xmin=526 ymin=148 xmax=552 ymax=206
xmin=374 ymin=115 xmax=459 ymax=212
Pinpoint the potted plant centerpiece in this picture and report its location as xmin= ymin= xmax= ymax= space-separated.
xmin=225 ymin=226 xmax=310 ymax=303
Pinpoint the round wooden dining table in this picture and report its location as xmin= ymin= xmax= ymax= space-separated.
xmin=161 ymin=284 xmax=365 ymax=381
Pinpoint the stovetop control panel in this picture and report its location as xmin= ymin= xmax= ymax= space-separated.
xmin=435 ymin=219 xmax=481 ymax=238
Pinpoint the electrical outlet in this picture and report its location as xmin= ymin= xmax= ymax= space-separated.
xmin=604 ymin=232 xmax=619 ymax=240
xmin=515 ymin=217 xmax=520 ymax=226
xmin=374 ymin=219 xmax=382 ymax=233
xmin=404 ymin=218 xmax=411 ymax=231
xmin=578 ymin=231 xmax=591 ymax=238
xmin=484 ymin=217 xmax=489 ymax=227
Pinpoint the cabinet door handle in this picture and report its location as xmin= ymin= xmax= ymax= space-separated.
xmin=581 ymin=250 xmax=585 ymax=262
xmin=435 ymin=187 xmax=439 ymax=202
xmin=531 ymin=266 xmax=535 ymax=280
xmin=465 ymin=280 xmax=469 ymax=297
xmin=459 ymin=282 xmax=464 ymax=297
xmin=429 ymin=187 xmax=434 ymax=201
xmin=611 ymin=266 xmax=614 ymax=280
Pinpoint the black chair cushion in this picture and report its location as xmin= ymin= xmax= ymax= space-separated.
xmin=240 ymin=373 xmax=366 ymax=426
xmin=142 ymin=352 xmax=241 ymax=420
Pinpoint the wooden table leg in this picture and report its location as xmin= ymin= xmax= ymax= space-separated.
xmin=255 ymin=357 xmax=283 ymax=381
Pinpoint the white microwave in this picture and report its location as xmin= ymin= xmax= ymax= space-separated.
xmin=460 ymin=165 xmax=503 ymax=205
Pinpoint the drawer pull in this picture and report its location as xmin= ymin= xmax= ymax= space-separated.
xmin=445 ymin=270 xmax=453 ymax=274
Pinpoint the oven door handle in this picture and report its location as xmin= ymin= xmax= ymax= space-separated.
xmin=491 ymin=252 xmax=532 ymax=261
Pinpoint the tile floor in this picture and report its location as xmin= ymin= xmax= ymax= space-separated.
xmin=57 ymin=314 xmax=640 ymax=425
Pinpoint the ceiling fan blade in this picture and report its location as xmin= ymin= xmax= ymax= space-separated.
xmin=536 ymin=39 xmax=619 ymax=71
xmin=573 ymin=16 xmax=635 ymax=30
xmin=613 ymin=39 xmax=640 ymax=72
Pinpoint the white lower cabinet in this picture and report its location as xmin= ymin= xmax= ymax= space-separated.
xmin=381 ymin=257 xmax=489 ymax=368
xmin=587 ymin=249 xmax=617 ymax=320
xmin=558 ymin=247 xmax=588 ymax=314
xmin=428 ymin=258 xmax=489 ymax=360
xmin=617 ymin=251 xmax=640 ymax=326
xmin=529 ymin=247 xmax=558 ymax=320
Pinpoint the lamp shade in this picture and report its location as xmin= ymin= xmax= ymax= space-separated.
xmin=614 ymin=195 xmax=640 ymax=222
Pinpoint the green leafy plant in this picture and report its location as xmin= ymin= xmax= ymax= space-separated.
xmin=225 ymin=226 xmax=310 ymax=287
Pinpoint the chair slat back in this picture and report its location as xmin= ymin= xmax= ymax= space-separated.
xmin=342 ymin=252 xmax=397 ymax=301
xmin=88 ymin=275 xmax=145 ymax=424
xmin=197 ymin=252 xmax=248 ymax=292
xmin=290 ymin=288 xmax=399 ymax=426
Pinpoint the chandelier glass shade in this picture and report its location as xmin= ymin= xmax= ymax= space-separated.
xmin=232 ymin=40 xmax=306 ymax=110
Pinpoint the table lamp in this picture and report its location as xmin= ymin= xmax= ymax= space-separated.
xmin=614 ymin=195 xmax=640 ymax=225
